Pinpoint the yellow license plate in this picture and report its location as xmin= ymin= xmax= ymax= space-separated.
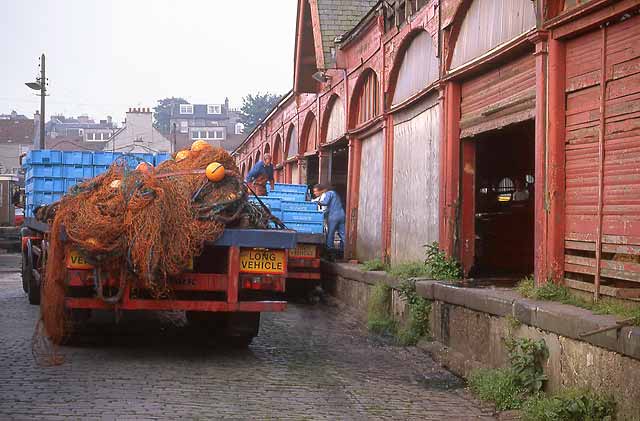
xmin=239 ymin=248 xmax=286 ymax=274
xmin=66 ymin=249 xmax=94 ymax=270
xmin=290 ymin=244 xmax=317 ymax=258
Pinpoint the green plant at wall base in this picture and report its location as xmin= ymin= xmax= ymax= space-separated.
xmin=505 ymin=338 xmax=548 ymax=394
xmin=361 ymin=258 xmax=388 ymax=272
xmin=516 ymin=277 xmax=640 ymax=325
xmin=396 ymin=280 xmax=431 ymax=346
xmin=521 ymin=389 xmax=615 ymax=421
xmin=469 ymin=368 xmax=528 ymax=411
xmin=423 ymin=242 xmax=462 ymax=280
xmin=367 ymin=283 xmax=396 ymax=336
xmin=388 ymin=262 xmax=431 ymax=280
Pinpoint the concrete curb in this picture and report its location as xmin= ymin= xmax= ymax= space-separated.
xmin=322 ymin=261 xmax=640 ymax=361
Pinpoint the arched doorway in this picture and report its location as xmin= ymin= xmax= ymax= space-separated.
xmin=300 ymin=112 xmax=318 ymax=188
xmin=273 ymin=134 xmax=283 ymax=182
xmin=285 ymin=124 xmax=299 ymax=183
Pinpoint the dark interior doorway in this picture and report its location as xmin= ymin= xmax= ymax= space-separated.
xmin=329 ymin=141 xmax=349 ymax=206
xmin=471 ymin=119 xmax=535 ymax=278
xmin=306 ymin=155 xmax=319 ymax=189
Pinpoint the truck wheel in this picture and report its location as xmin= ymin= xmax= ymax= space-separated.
xmin=24 ymin=240 xmax=40 ymax=305
xmin=21 ymin=250 xmax=30 ymax=293
xmin=225 ymin=312 xmax=260 ymax=348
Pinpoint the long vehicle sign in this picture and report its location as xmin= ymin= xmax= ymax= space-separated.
xmin=239 ymin=248 xmax=286 ymax=274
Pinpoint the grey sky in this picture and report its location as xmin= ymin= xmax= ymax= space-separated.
xmin=0 ymin=0 xmax=296 ymax=124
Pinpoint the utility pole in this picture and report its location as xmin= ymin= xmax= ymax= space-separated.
xmin=25 ymin=53 xmax=47 ymax=149
xmin=39 ymin=54 xmax=45 ymax=149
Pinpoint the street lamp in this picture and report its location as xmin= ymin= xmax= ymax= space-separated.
xmin=25 ymin=54 xmax=46 ymax=149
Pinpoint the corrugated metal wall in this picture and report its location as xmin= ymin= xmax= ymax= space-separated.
xmin=325 ymin=97 xmax=346 ymax=143
xmin=357 ymin=131 xmax=384 ymax=260
xmin=451 ymin=0 xmax=536 ymax=69
xmin=460 ymin=53 xmax=536 ymax=138
xmin=564 ymin=13 xmax=640 ymax=297
xmin=391 ymin=97 xmax=440 ymax=263
xmin=392 ymin=31 xmax=439 ymax=105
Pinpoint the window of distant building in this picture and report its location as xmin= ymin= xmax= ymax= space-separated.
xmin=235 ymin=123 xmax=244 ymax=135
xmin=180 ymin=104 xmax=194 ymax=114
xmin=191 ymin=128 xmax=225 ymax=140
xmin=180 ymin=121 xmax=188 ymax=133
xmin=207 ymin=104 xmax=222 ymax=114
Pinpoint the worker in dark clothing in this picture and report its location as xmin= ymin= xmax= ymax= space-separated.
xmin=313 ymin=184 xmax=345 ymax=251
xmin=245 ymin=154 xmax=274 ymax=196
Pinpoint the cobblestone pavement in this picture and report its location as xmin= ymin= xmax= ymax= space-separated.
xmin=0 ymin=254 xmax=494 ymax=420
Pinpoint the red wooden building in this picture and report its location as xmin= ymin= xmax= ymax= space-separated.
xmin=233 ymin=0 xmax=640 ymax=300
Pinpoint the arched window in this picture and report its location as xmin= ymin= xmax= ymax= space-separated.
xmin=273 ymin=135 xmax=282 ymax=165
xmin=391 ymin=31 xmax=439 ymax=106
xmin=286 ymin=125 xmax=298 ymax=159
xmin=324 ymin=96 xmax=345 ymax=144
xmin=241 ymin=162 xmax=246 ymax=178
xmin=301 ymin=113 xmax=317 ymax=153
xmin=354 ymin=70 xmax=379 ymax=126
xmin=264 ymin=142 xmax=271 ymax=156
xmin=248 ymin=157 xmax=253 ymax=171
xmin=450 ymin=0 xmax=536 ymax=69
xmin=255 ymin=150 xmax=261 ymax=164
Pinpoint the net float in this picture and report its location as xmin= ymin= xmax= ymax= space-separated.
xmin=136 ymin=162 xmax=154 ymax=174
xmin=205 ymin=162 xmax=225 ymax=182
xmin=175 ymin=150 xmax=190 ymax=162
xmin=110 ymin=179 xmax=122 ymax=189
xmin=191 ymin=140 xmax=212 ymax=152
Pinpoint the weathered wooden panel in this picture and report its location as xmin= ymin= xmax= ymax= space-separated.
xmin=304 ymin=117 xmax=318 ymax=153
xmin=392 ymin=31 xmax=439 ymax=106
xmin=325 ymin=97 xmax=345 ymax=144
xmin=460 ymin=53 xmax=536 ymax=138
xmin=357 ymin=131 xmax=384 ymax=260
xmin=450 ymin=0 xmax=536 ymax=70
xmin=391 ymin=98 xmax=440 ymax=263
xmin=286 ymin=125 xmax=298 ymax=159
xmin=564 ymin=14 xmax=640 ymax=292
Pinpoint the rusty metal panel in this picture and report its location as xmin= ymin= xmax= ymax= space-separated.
xmin=451 ymin=0 xmax=536 ymax=70
xmin=391 ymin=97 xmax=440 ymax=263
xmin=325 ymin=97 xmax=346 ymax=143
xmin=392 ymin=31 xmax=439 ymax=106
xmin=460 ymin=53 xmax=536 ymax=138
xmin=357 ymin=131 xmax=384 ymax=260
xmin=564 ymin=13 xmax=640 ymax=294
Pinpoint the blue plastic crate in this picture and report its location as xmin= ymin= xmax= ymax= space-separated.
xmin=26 ymin=177 xmax=65 ymax=193
xmin=62 ymin=151 xmax=93 ymax=165
xmin=282 ymin=210 xmax=324 ymax=223
xmin=267 ymin=191 xmax=307 ymax=202
xmin=155 ymin=153 xmax=172 ymax=166
xmin=32 ymin=192 xmax=54 ymax=205
xmin=64 ymin=178 xmax=85 ymax=192
xmin=273 ymin=183 xmax=309 ymax=194
xmin=27 ymin=150 xmax=63 ymax=164
xmin=63 ymin=165 xmax=93 ymax=178
xmin=249 ymin=196 xmax=282 ymax=211
xmin=119 ymin=153 xmax=154 ymax=168
xmin=26 ymin=164 xmax=63 ymax=178
xmin=93 ymin=152 xmax=122 ymax=165
xmin=281 ymin=200 xmax=319 ymax=212
xmin=284 ymin=222 xmax=324 ymax=234
xmin=93 ymin=165 xmax=110 ymax=176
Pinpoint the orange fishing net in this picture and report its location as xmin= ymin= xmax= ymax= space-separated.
xmin=34 ymin=146 xmax=278 ymax=363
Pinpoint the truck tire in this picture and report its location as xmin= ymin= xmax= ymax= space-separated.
xmin=225 ymin=312 xmax=260 ymax=348
xmin=21 ymin=250 xmax=29 ymax=293
xmin=24 ymin=239 xmax=40 ymax=305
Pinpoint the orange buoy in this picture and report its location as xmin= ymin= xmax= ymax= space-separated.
xmin=136 ymin=162 xmax=153 ymax=174
xmin=175 ymin=150 xmax=190 ymax=162
xmin=205 ymin=162 xmax=225 ymax=182
xmin=191 ymin=139 xmax=212 ymax=152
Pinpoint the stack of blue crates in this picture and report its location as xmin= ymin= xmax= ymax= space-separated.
xmin=250 ymin=183 xmax=324 ymax=234
xmin=23 ymin=150 xmax=171 ymax=217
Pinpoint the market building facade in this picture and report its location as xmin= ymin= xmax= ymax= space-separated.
xmin=233 ymin=0 xmax=640 ymax=299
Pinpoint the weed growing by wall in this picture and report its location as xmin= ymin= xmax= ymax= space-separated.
xmin=424 ymin=242 xmax=462 ymax=280
xmin=367 ymin=283 xmax=396 ymax=336
xmin=396 ymin=280 xmax=431 ymax=346
xmin=521 ymin=389 xmax=615 ymax=421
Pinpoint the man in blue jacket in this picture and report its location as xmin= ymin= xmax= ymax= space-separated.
xmin=245 ymin=154 xmax=274 ymax=196
xmin=313 ymin=184 xmax=345 ymax=251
